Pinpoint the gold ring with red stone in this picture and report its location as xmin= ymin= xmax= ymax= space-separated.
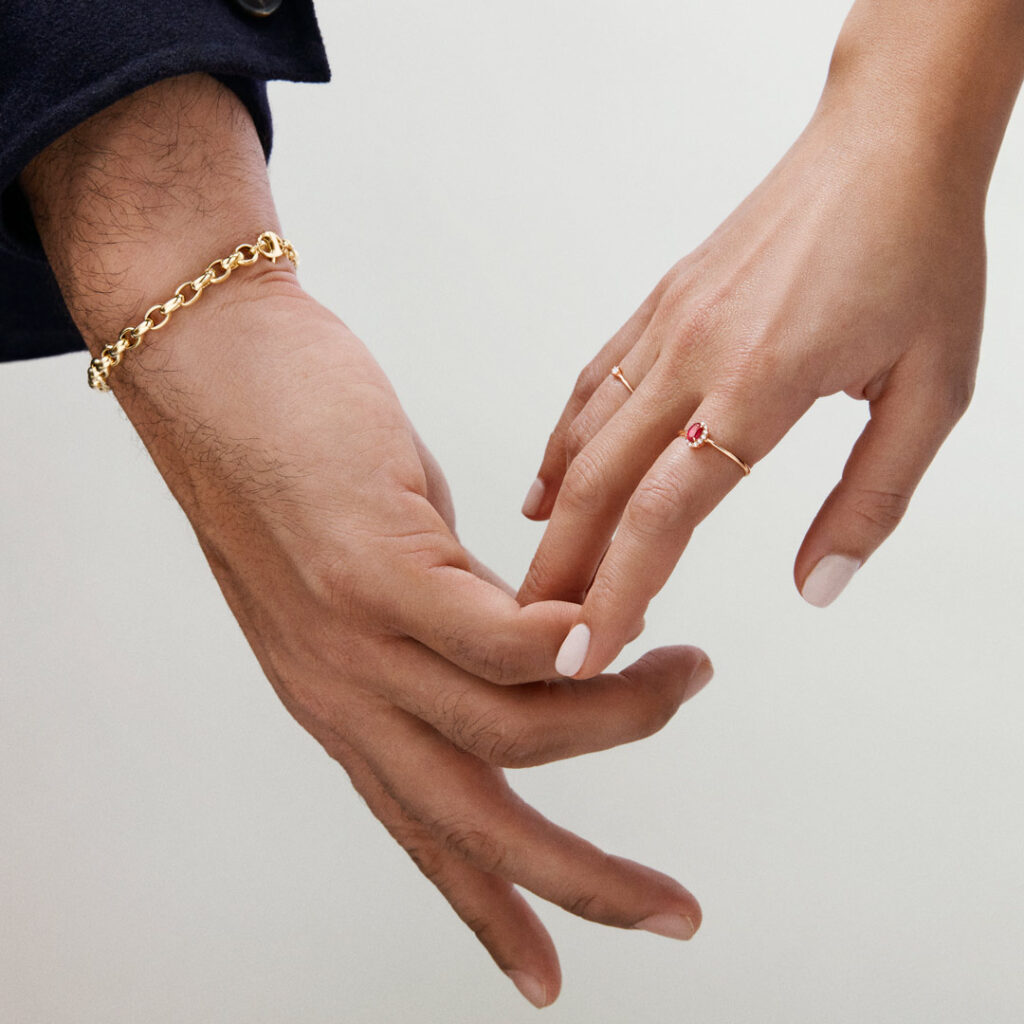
xmin=681 ymin=421 xmax=751 ymax=476
xmin=609 ymin=365 xmax=635 ymax=394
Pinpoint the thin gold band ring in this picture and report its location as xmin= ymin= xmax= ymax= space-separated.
xmin=609 ymin=365 xmax=634 ymax=394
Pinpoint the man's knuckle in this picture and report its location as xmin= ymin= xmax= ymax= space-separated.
xmin=478 ymin=640 xmax=528 ymax=685
xmin=434 ymin=623 xmax=483 ymax=672
xmin=435 ymin=625 xmax=524 ymax=684
xmin=846 ymin=487 xmax=911 ymax=533
xmin=401 ymin=837 xmax=447 ymax=881
xmin=435 ymin=689 xmax=475 ymax=741
xmin=565 ymin=888 xmax=621 ymax=923
xmin=489 ymin=722 xmax=543 ymax=768
xmin=438 ymin=820 xmax=508 ymax=874
xmin=388 ymin=815 xmax=448 ymax=879
xmin=303 ymin=548 xmax=356 ymax=609
xmin=446 ymin=703 xmax=539 ymax=766
xmin=567 ymin=891 xmax=600 ymax=918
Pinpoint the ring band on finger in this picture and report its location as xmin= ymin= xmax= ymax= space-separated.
xmin=682 ymin=421 xmax=751 ymax=476
xmin=609 ymin=365 xmax=635 ymax=395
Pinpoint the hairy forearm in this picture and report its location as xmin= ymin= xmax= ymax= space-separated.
xmin=19 ymin=73 xmax=311 ymax=527
xmin=20 ymin=73 xmax=290 ymax=362
xmin=821 ymin=0 xmax=1024 ymax=187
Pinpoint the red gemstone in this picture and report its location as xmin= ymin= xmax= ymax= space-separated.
xmin=685 ymin=422 xmax=705 ymax=443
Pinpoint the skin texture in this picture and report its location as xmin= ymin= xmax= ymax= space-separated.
xmin=21 ymin=75 xmax=713 ymax=1009
xmin=19 ymin=0 xmax=1023 ymax=1008
xmin=520 ymin=0 xmax=1024 ymax=679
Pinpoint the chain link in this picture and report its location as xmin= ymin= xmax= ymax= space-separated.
xmin=87 ymin=230 xmax=298 ymax=391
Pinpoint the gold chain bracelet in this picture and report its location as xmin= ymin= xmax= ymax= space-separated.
xmin=87 ymin=230 xmax=298 ymax=391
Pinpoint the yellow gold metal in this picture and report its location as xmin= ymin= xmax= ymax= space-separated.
xmin=87 ymin=230 xmax=298 ymax=391
xmin=610 ymin=365 xmax=635 ymax=394
xmin=706 ymin=438 xmax=751 ymax=475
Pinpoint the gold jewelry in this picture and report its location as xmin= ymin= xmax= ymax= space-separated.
xmin=681 ymin=421 xmax=751 ymax=476
xmin=609 ymin=365 xmax=635 ymax=394
xmin=87 ymin=230 xmax=298 ymax=391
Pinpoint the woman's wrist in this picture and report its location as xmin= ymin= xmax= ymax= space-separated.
xmin=817 ymin=0 xmax=1024 ymax=194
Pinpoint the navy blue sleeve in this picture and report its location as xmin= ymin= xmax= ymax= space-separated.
xmin=0 ymin=0 xmax=331 ymax=362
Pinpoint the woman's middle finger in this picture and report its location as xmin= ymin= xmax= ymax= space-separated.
xmin=558 ymin=386 xmax=812 ymax=678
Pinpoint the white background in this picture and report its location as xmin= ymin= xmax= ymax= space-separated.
xmin=2 ymin=1 xmax=1022 ymax=1021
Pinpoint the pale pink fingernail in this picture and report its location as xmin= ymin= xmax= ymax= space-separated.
xmin=555 ymin=623 xmax=590 ymax=677
xmin=505 ymin=970 xmax=548 ymax=1008
xmin=521 ymin=477 xmax=545 ymax=517
xmin=801 ymin=554 xmax=862 ymax=608
xmin=633 ymin=913 xmax=698 ymax=941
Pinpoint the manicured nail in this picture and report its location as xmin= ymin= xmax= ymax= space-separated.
xmin=684 ymin=655 xmax=714 ymax=701
xmin=505 ymin=970 xmax=548 ymax=1008
xmin=521 ymin=477 xmax=545 ymax=518
xmin=801 ymin=554 xmax=862 ymax=608
xmin=633 ymin=913 xmax=697 ymax=941
xmin=555 ymin=623 xmax=590 ymax=677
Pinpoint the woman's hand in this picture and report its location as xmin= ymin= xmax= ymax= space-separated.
xmin=519 ymin=0 xmax=1024 ymax=679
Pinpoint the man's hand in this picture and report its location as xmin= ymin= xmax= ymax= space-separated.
xmin=21 ymin=74 xmax=713 ymax=1007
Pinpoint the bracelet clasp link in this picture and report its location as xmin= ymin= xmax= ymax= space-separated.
xmin=256 ymin=231 xmax=285 ymax=262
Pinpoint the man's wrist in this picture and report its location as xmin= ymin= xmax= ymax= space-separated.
xmin=21 ymin=73 xmax=283 ymax=356
xmin=85 ymin=233 xmax=301 ymax=393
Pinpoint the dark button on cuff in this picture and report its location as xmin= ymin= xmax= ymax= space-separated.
xmin=233 ymin=0 xmax=284 ymax=16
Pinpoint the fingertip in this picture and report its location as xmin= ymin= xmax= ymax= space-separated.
xmin=610 ymin=855 xmax=702 ymax=938
xmin=570 ymin=625 xmax=624 ymax=680
xmin=632 ymin=912 xmax=698 ymax=941
xmin=618 ymin=644 xmax=713 ymax=709
xmin=575 ymin=615 xmax=647 ymax=675
xmin=683 ymin=650 xmax=714 ymax=701
xmin=521 ymin=477 xmax=546 ymax=519
xmin=505 ymin=969 xmax=557 ymax=1008
xmin=555 ymin=623 xmax=590 ymax=677
xmin=531 ymin=479 xmax=560 ymax=522
xmin=799 ymin=553 xmax=861 ymax=608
